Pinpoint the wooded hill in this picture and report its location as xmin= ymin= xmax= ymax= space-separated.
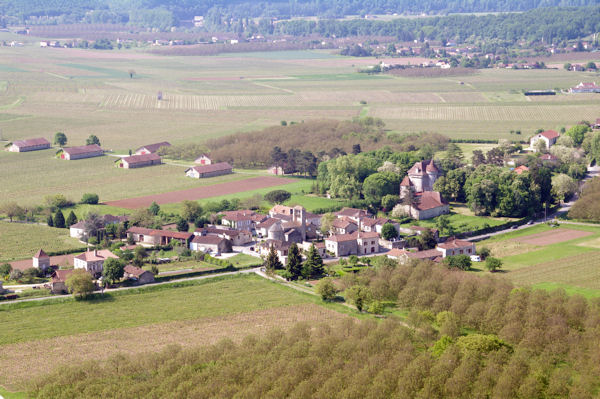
xmin=205 ymin=118 xmax=449 ymax=169
xmin=30 ymin=262 xmax=600 ymax=398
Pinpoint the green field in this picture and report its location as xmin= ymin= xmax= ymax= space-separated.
xmin=478 ymin=223 xmax=600 ymax=296
xmin=0 ymin=221 xmax=84 ymax=261
xmin=405 ymin=206 xmax=510 ymax=235
xmin=0 ymin=275 xmax=309 ymax=346
xmin=0 ymin=44 xmax=598 ymax=208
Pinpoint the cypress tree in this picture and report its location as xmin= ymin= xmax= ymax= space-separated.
xmin=66 ymin=210 xmax=78 ymax=227
xmin=46 ymin=214 xmax=54 ymax=227
xmin=303 ymin=244 xmax=325 ymax=279
xmin=265 ymin=244 xmax=283 ymax=272
xmin=286 ymin=243 xmax=303 ymax=280
xmin=54 ymin=210 xmax=66 ymax=229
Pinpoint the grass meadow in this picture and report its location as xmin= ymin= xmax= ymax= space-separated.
xmin=478 ymin=223 xmax=600 ymax=298
xmin=0 ymin=274 xmax=351 ymax=391
xmin=0 ymin=221 xmax=84 ymax=262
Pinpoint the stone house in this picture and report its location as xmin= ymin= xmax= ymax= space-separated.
xmin=436 ymin=238 xmax=476 ymax=257
xmin=50 ymin=269 xmax=75 ymax=294
xmin=190 ymin=235 xmax=231 ymax=254
xmin=400 ymin=160 xmax=441 ymax=197
xmin=331 ymin=217 xmax=358 ymax=235
xmin=123 ymin=265 xmax=155 ymax=285
xmin=74 ymin=249 xmax=119 ymax=277
xmin=403 ymin=191 xmax=450 ymax=220
xmin=529 ymin=130 xmax=559 ymax=152
xmin=33 ymin=249 xmax=51 ymax=271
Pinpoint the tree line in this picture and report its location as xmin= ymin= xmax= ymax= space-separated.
xmin=30 ymin=261 xmax=600 ymax=398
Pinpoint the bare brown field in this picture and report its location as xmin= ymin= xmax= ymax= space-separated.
xmin=0 ymin=304 xmax=349 ymax=390
xmin=515 ymin=229 xmax=593 ymax=246
xmin=104 ymin=176 xmax=297 ymax=209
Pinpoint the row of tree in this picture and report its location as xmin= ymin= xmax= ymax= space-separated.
xmin=31 ymin=260 xmax=600 ymax=398
xmin=265 ymin=243 xmax=325 ymax=280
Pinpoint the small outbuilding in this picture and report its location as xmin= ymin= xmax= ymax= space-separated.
xmin=185 ymin=162 xmax=233 ymax=178
xmin=123 ymin=265 xmax=155 ymax=285
xmin=60 ymin=144 xmax=104 ymax=160
xmin=119 ymin=153 xmax=162 ymax=169
xmin=33 ymin=249 xmax=51 ymax=271
xmin=135 ymin=142 xmax=171 ymax=155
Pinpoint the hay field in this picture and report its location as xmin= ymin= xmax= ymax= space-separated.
xmin=0 ymin=275 xmax=350 ymax=390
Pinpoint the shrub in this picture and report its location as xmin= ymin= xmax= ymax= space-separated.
xmin=264 ymin=190 xmax=292 ymax=204
xmin=316 ymin=278 xmax=337 ymax=301
xmin=80 ymin=193 xmax=99 ymax=205
xmin=485 ymin=257 xmax=502 ymax=272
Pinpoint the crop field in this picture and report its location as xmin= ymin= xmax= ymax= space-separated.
xmin=0 ymin=221 xmax=83 ymax=262
xmin=0 ymin=275 xmax=350 ymax=390
xmin=479 ymin=224 xmax=600 ymax=297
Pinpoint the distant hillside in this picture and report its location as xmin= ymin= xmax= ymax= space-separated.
xmin=1 ymin=0 xmax=599 ymax=28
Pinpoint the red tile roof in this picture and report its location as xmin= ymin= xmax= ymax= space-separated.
xmin=540 ymin=153 xmax=558 ymax=161
xmin=326 ymin=233 xmax=357 ymax=243
xmin=12 ymin=137 xmax=50 ymax=148
xmin=188 ymin=162 xmax=232 ymax=174
xmin=51 ymin=269 xmax=75 ymax=283
xmin=222 ymin=210 xmax=256 ymax=222
xmin=124 ymin=265 xmax=151 ymax=277
xmin=74 ymin=249 xmax=118 ymax=262
xmin=437 ymin=238 xmax=473 ymax=250
xmin=122 ymin=153 xmax=161 ymax=165
xmin=34 ymin=249 xmax=49 ymax=259
xmin=63 ymin=144 xmax=103 ymax=156
xmin=514 ymin=165 xmax=529 ymax=175
xmin=136 ymin=142 xmax=171 ymax=153
xmin=414 ymin=191 xmax=447 ymax=211
xmin=192 ymin=235 xmax=227 ymax=245
xmin=332 ymin=218 xmax=356 ymax=229
xmin=400 ymin=176 xmax=413 ymax=186
xmin=335 ymin=208 xmax=371 ymax=218
xmin=540 ymin=130 xmax=559 ymax=140
xmin=149 ymin=230 xmax=193 ymax=240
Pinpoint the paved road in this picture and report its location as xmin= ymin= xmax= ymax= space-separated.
xmin=0 ymin=267 xmax=259 ymax=306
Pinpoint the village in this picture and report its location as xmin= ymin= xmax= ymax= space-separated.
xmin=2 ymin=115 xmax=600 ymax=301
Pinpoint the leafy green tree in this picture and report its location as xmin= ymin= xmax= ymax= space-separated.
xmin=148 ymin=201 xmax=160 ymax=216
xmin=1 ymin=202 xmax=25 ymax=222
xmin=53 ymin=210 xmax=66 ymax=228
xmin=80 ymin=193 xmax=99 ymax=204
xmin=345 ymin=285 xmax=372 ymax=312
xmin=133 ymin=246 xmax=147 ymax=267
xmin=54 ymin=132 xmax=67 ymax=146
xmin=302 ymin=244 xmax=324 ymax=279
xmin=86 ymin=135 xmax=100 ymax=146
xmin=0 ymin=263 xmax=12 ymax=279
xmin=83 ymin=212 xmax=104 ymax=240
xmin=381 ymin=194 xmax=399 ymax=212
xmin=485 ymin=257 xmax=502 ymax=272
xmin=552 ymin=173 xmax=577 ymax=204
xmin=381 ymin=223 xmax=398 ymax=240
xmin=362 ymin=172 xmax=401 ymax=204
xmin=181 ymin=200 xmax=202 ymax=223
xmin=472 ymin=150 xmax=486 ymax=167
xmin=316 ymin=278 xmax=337 ymax=301
xmin=264 ymin=190 xmax=291 ymax=204
xmin=265 ymin=244 xmax=283 ymax=272
xmin=565 ymin=124 xmax=589 ymax=147
xmin=66 ymin=211 xmax=78 ymax=227
xmin=419 ymin=229 xmax=438 ymax=250
xmin=444 ymin=255 xmax=472 ymax=271
xmin=176 ymin=218 xmax=189 ymax=232
xmin=285 ymin=243 xmax=303 ymax=280
xmin=66 ymin=269 xmax=95 ymax=298
xmin=477 ymin=247 xmax=491 ymax=259
xmin=102 ymin=258 xmax=125 ymax=285
xmin=435 ymin=215 xmax=451 ymax=235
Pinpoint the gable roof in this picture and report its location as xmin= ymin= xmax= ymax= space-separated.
xmin=326 ymin=233 xmax=357 ymax=243
xmin=136 ymin=142 xmax=171 ymax=153
xmin=335 ymin=207 xmax=371 ymax=218
xmin=413 ymin=191 xmax=448 ymax=211
xmin=400 ymin=176 xmax=413 ymax=186
xmin=191 ymin=235 xmax=227 ymax=245
xmin=62 ymin=144 xmax=103 ymax=156
xmin=34 ymin=249 xmax=49 ymax=259
xmin=540 ymin=153 xmax=558 ymax=161
xmin=187 ymin=162 xmax=232 ymax=174
xmin=122 ymin=153 xmax=161 ymax=165
xmin=257 ymin=218 xmax=279 ymax=229
xmin=437 ymin=238 xmax=473 ymax=250
xmin=12 ymin=137 xmax=50 ymax=148
xmin=539 ymin=130 xmax=559 ymax=140
xmin=51 ymin=269 xmax=75 ymax=283
xmin=221 ymin=210 xmax=256 ymax=222
xmin=74 ymin=249 xmax=118 ymax=262
xmin=331 ymin=217 xmax=357 ymax=229
xmin=124 ymin=265 xmax=151 ymax=278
